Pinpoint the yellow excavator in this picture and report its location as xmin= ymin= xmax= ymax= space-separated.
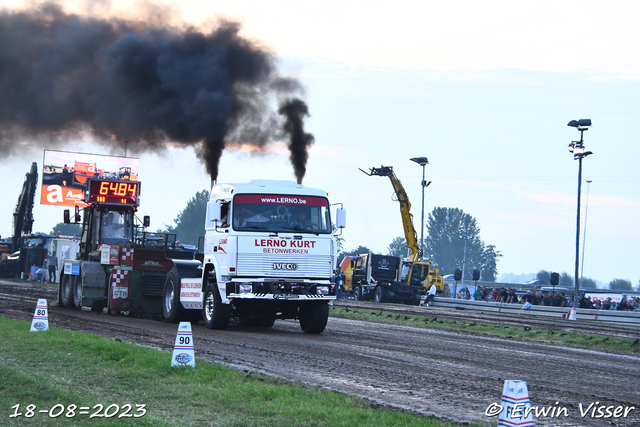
xmin=360 ymin=166 xmax=444 ymax=295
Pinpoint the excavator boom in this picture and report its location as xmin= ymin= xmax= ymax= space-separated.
xmin=359 ymin=165 xmax=445 ymax=295
xmin=12 ymin=162 xmax=38 ymax=253
xmin=360 ymin=166 xmax=420 ymax=262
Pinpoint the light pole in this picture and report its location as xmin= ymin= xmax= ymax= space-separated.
xmin=580 ymin=180 xmax=592 ymax=284
xmin=410 ymin=157 xmax=431 ymax=261
xmin=567 ymin=119 xmax=593 ymax=306
xmin=460 ymin=235 xmax=469 ymax=291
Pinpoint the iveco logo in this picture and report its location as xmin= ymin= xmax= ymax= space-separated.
xmin=273 ymin=263 xmax=298 ymax=270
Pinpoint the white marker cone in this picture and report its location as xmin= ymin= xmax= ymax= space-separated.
xmin=499 ymin=380 xmax=534 ymax=426
xmin=171 ymin=321 xmax=195 ymax=367
xmin=30 ymin=299 xmax=49 ymax=332
xmin=569 ymin=306 xmax=577 ymax=321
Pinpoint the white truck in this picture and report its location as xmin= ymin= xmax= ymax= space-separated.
xmin=164 ymin=179 xmax=346 ymax=334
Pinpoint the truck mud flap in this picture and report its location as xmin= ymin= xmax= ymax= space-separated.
xmin=80 ymin=261 xmax=108 ymax=310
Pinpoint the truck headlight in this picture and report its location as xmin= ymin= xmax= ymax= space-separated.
xmin=239 ymin=284 xmax=252 ymax=294
xmin=316 ymin=286 xmax=329 ymax=295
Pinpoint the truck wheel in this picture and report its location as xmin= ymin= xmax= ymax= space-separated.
xmin=61 ymin=275 xmax=75 ymax=308
xmin=163 ymin=268 xmax=183 ymax=323
xmin=72 ymin=275 xmax=83 ymax=309
xmin=374 ymin=286 xmax=386 ymax=303
xmin=354 ymin=286 xmax=363 ymax=301
xmin=299 ymin=302 xmax=329 ymax=334
xmin=203 ymin=282 xmax=230 ymax=330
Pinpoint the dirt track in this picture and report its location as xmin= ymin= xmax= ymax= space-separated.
xmin=1 ymin=279 xmax=639 ymax=426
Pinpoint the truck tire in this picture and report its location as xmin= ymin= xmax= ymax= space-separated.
xmin=60 ymin=275 xmax=75 ymax=308
xmin=72 ymin=275 xmax=83 ymax=309
xmin=299 ymin=302 xmax=329 ymax=334
xmin=203 ymin=282 xmax=230 ymax=330
xmin=163 ymin=268 xmax=183 ymax=323
xmin=374 ymin=286 xmax=386 ymax=303
xmin=354 ymin=286 xmax=363 ymax=301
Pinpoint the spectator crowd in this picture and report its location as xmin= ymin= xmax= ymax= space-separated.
xmin=454 ymin=285 xmax=640 ymax=311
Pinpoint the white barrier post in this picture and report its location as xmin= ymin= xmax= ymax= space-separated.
xmin=30 ymin=299 xmax=49 ymax=332
xmin=499 ymin=380 xmax=534 ymax=426
xmin=171 ymin=322 xmax=195 ymax=367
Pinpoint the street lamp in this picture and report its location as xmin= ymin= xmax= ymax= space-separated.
xmin=580 ymin=180 xmax=592 ymax=285
xmin=567 ymin=119 xmax=593 ymax=306
xmin=410 ymin=157 xmax=431 ymax=261
xmin=460 ymin=235 xmax=469 ymax=291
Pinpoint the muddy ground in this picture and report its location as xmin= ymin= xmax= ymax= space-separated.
xmin=1 ymin=279 xmax=638 ymax=426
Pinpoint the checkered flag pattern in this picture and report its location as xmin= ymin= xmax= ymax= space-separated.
xmin=111 ymin=269 xmax=129 ymax=285
xmin=121 ymin=248 xmax=134 ymax=265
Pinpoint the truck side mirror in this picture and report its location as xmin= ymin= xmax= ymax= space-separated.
xmin=63 ymin=210 xmax=70 ymax=224
xmin=206 ymin=200 xmax=222 ymax=229
xmin=335 ymin=207 xmax=346 ymax=229
xmin=143 ymin=216 xmax=150 ymax=227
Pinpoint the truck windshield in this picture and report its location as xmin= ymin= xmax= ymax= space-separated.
xmin=100 ymin=210 xmax=133 ymax=243
xmin=232 ymin=194 xmax=331 ymax=234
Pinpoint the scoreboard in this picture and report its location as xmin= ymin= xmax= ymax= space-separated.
xmin=86 ymin=179 xmax=140 ymax=206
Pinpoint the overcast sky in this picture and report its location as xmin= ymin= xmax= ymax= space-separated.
xmin=1 ymin=1 xmax=639 ymax=286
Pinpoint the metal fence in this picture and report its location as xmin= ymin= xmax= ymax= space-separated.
xmin=430 ymin=297 xmax=640 ymax=326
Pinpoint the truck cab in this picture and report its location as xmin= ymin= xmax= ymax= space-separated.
xmin=187 ymin=179 xmax=345 ymax=333
xmin=72 ymin=207 xmax=135 ymax=261
xmin=342 ymin=252 xmax=420 ymax=305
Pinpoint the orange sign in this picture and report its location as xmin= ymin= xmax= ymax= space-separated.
xmin=41 ymin=185 xmax=87 ymax=207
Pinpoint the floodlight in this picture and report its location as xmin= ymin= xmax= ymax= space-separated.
xmin=410 ymin=157 xmax=429 ymax=166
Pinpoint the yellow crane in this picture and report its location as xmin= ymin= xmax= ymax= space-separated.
xmin=360 ymin=166 xmax=444 ymax=293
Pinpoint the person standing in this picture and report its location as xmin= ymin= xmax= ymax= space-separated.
xmin=48 ymin=251 xmax=58 ymax=284
xmin=335 ymin=269 xmax=343 ymax=299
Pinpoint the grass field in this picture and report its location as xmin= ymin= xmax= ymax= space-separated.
xmin=329 ymin=306 xmax=640 ymax=355
xmin=0 ymin=315 xmax=479 ymax=427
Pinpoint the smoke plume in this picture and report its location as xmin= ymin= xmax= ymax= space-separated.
xmin=278 ymin=99 xmax=314 ymax=184
xmin=0 ymin=3 xmax=314 ymax=182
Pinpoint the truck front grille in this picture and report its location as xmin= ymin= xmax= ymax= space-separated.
xmin=237 ymin=254 xmax=331 ymax=279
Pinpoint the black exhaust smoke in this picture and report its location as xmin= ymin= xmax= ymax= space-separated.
xmin=278 ymin=99 xmax=315 ymax=184
xmin=0 ymin=3 xmax=313 ymax=182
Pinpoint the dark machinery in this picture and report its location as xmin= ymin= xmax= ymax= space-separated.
xmin=0 ymin=162 xmax=38 ymax=278
xmin=57 ymin=178 xmax=201 ymax=317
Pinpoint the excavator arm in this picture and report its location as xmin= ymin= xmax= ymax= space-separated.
xmin=360 ymin=166 xmax=421 ymax=262
xmin=361 ymin=165 xmax=445 ymax=294
xmin=12 ymin=162 xmax=38 ymax=253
